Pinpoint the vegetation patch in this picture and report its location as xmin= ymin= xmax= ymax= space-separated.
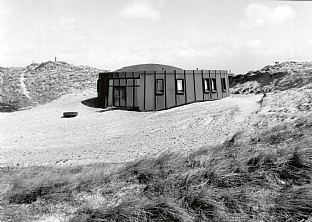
xmin=1 ymin=114 xmax=312 ymax=221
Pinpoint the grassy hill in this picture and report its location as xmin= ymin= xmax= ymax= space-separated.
xmin=230 ymin=61 xmax=312 ymax=130
xmin=230 ymin=61 xmax=312 ymax=94
xmin=0 ymin=61 xmax=106 ymax=112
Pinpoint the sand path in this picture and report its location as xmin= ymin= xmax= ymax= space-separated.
xmin=0 ymin=90 xmax=262 ymax=167
xmin=19 ymin=69 xmax=31 ymax=99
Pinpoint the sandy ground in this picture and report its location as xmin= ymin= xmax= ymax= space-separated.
xmin=0 ymin=90 xmax=262 ymax=167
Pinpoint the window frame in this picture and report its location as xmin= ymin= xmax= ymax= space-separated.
xmin=176 ymin=79 xmax=184 ymax=94
xmin=211 ymin=78 xmax=217 ymax=92
xmin=221 ymin=78 xmax=227 ymax=92
xmin=203 ymin=78 xmax=211 ymax=93
xmin=156 ymin=79 xmax=164 ymax=95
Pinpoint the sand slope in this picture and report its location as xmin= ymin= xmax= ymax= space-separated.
xmin=0 ymin=91 xmax=261 ymax=167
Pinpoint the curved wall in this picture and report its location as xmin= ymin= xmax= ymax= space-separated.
xmin=98 ymin=70 xmax=230 ymax=111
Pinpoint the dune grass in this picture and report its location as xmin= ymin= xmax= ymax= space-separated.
xmin=1 ymin=114 xmax=312 ymax=221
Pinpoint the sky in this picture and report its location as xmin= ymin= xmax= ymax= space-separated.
xmin=1 ymin=0 xmax=312 ymax=73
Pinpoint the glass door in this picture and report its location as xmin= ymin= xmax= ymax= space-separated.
xmin=113 ymin=87 xmax=126 ymax=107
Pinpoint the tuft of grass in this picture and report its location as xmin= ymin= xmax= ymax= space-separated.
xmin=0 ymin=102 xmax=21 ymax=112
xmin=71 ymin=197 xmax=194 ymax=222
xmin=3 ymin=163 xmax=117 ymax=205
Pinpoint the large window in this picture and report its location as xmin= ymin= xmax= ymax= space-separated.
xmin=107 ymin=78 xmax=140 ymax=108
xmin=156 ymin=79 xmax=164 ymax=95
xmin=221 ymin=78 xmax=226 ymax=91
xmin=204 ymin=79 xmax=210 ymax=93
xmin=211 ymin=78 xmax=217 ymax=92
xmin=109 ymin=78 xmax=140 ymax=87
xmin=176 ymin=79 xmax=184 ymax=94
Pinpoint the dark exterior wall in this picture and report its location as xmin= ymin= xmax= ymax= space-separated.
xmin=98 ymin=69 xmax=230 ymax=111
xmin=185 ymin=71 xmax=195 ymax=103
xmin=210 ymin=71 xmax=218 ymax=100
xmin=107 ymin=86 xmax=113 ymax=106
xmin=165 ymin=72 xmax=176 ymax=109
xmin=194 ymin=70 xmax=203 ymax=101
xmin=155 ymin=72 xmax=165 ymax=110
xmin=138 ymin=74 xmax=144 ymax=111
xmin=97 ymin=74 xmax=109 ymax=108
xmin=176 ymin=71 xmax=186 ymax=106
xmin=221 ymin=71 xmax=229 ymax=98
xmin=203 ymin=71 xmax=211 ymax=101
xmin=216 ymin=71 xmax=222 ymax=100
xmin=144 ymin=72 xmax=155 ymax=111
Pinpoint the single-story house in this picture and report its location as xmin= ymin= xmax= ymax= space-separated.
xmin=97 ymin=64 xmax=230 ymax=111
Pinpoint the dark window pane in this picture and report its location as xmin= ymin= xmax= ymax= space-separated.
xmin=120 ymin=79 xmax=126 ymax=86
xmin=113 ymin=87 xmax=126 ymax=107
xmin=127 ymin=79 xmax=134 ymax=86
xmin=113 ymin=87 xmax=119 ymax=106
xmin=156 ymin=79 xmax=164 ymax=94
xmin=221 ymin=78 xmax=226 ymax=91
xmin=120 ymin=87 xmax=126 ymax=106
xmin=113 ymin=79 xmax=119 ymax=86
xmin=135 ymin=79 xmax=140 ymax=86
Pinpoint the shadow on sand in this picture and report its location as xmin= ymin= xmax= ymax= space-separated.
xmin=81 ymin=97 xmax=98 ymax=108
xmin=81 ymin=97 xmax=117 ymax=112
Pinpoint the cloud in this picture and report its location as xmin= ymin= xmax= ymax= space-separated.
xmin=240 ymin=3 xmax=296 ymax=29
xmin=60 ymin=17 xmax=77 ymax=31
xmin=308 ymin=39 xmax=312 ymax=48
xmin=245 ymin=39 xmax=262 ymax=48
xmin=119 ymin=1 xmax=161 ymax=21
xmin=271 ymin=5 xmax=296 ymax=24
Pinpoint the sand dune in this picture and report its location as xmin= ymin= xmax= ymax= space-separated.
xmin=0 ymin=91 xmax=262 ymax=167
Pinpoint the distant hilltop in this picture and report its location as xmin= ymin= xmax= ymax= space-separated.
xmin=0 ymin=61 xmax=107 ymax=112
xmin=230 ymin=61 xmax=312 ymax=94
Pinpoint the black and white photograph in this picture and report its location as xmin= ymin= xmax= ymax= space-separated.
xmin=1 ymin=0 xmax=312 ymax=221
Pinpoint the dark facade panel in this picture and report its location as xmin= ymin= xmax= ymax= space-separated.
xmin=108 ymin=87 xmax=113 ymax=106
xmin=97 ymin=76 xmax=105 ymax=107
xmin=156 ymin=95 xmax=165 ymax=110
xmin=138 ymin=75 xmax=144 ymax=111
xmin=126 ymin=72 xmax=134 ymax=78
xmin=185 ymin=72 xmax=195 ymax=103
xmin=221 ymin=71 xmax=228 ymax=98
xmin=215 ymin=70 xmax=222 ymax=100
xmin=209 ymin=71 xmax=218 ymax=100
xmin=165 ymin=72 xmax=176 ymax=109
xmin=144 ymin=72 xmax=155 ymax=111
xmin=194 ymin=70 xmax=203 ymax=101
xmin=134 ymin=87 xmax=139 ymax=108
xmin=112 ymin=72 xmax=119 ymax=78
xmin=176 ymin=72 xmax=186 ymax=106
xmin=224 ymin=71 xmax=230 ymax=97
xmin=155 ymin=73 xmax=165 ymax=110
xmin=126 ymin=86 xmax=134 ymax=108
xmin=119 ymin=72 xmax=126 ymax=78
xmin=134 ymin=72 xmax=141 ymax=78
xmin=202 ymin=71 xmax=211 ymax=101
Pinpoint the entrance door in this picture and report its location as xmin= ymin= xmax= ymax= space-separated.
xmin=113 ymin=87 xmax=126 ymax=107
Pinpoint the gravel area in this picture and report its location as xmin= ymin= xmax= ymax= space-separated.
xmin=0 ymin=90 xmax=262 ymax=167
